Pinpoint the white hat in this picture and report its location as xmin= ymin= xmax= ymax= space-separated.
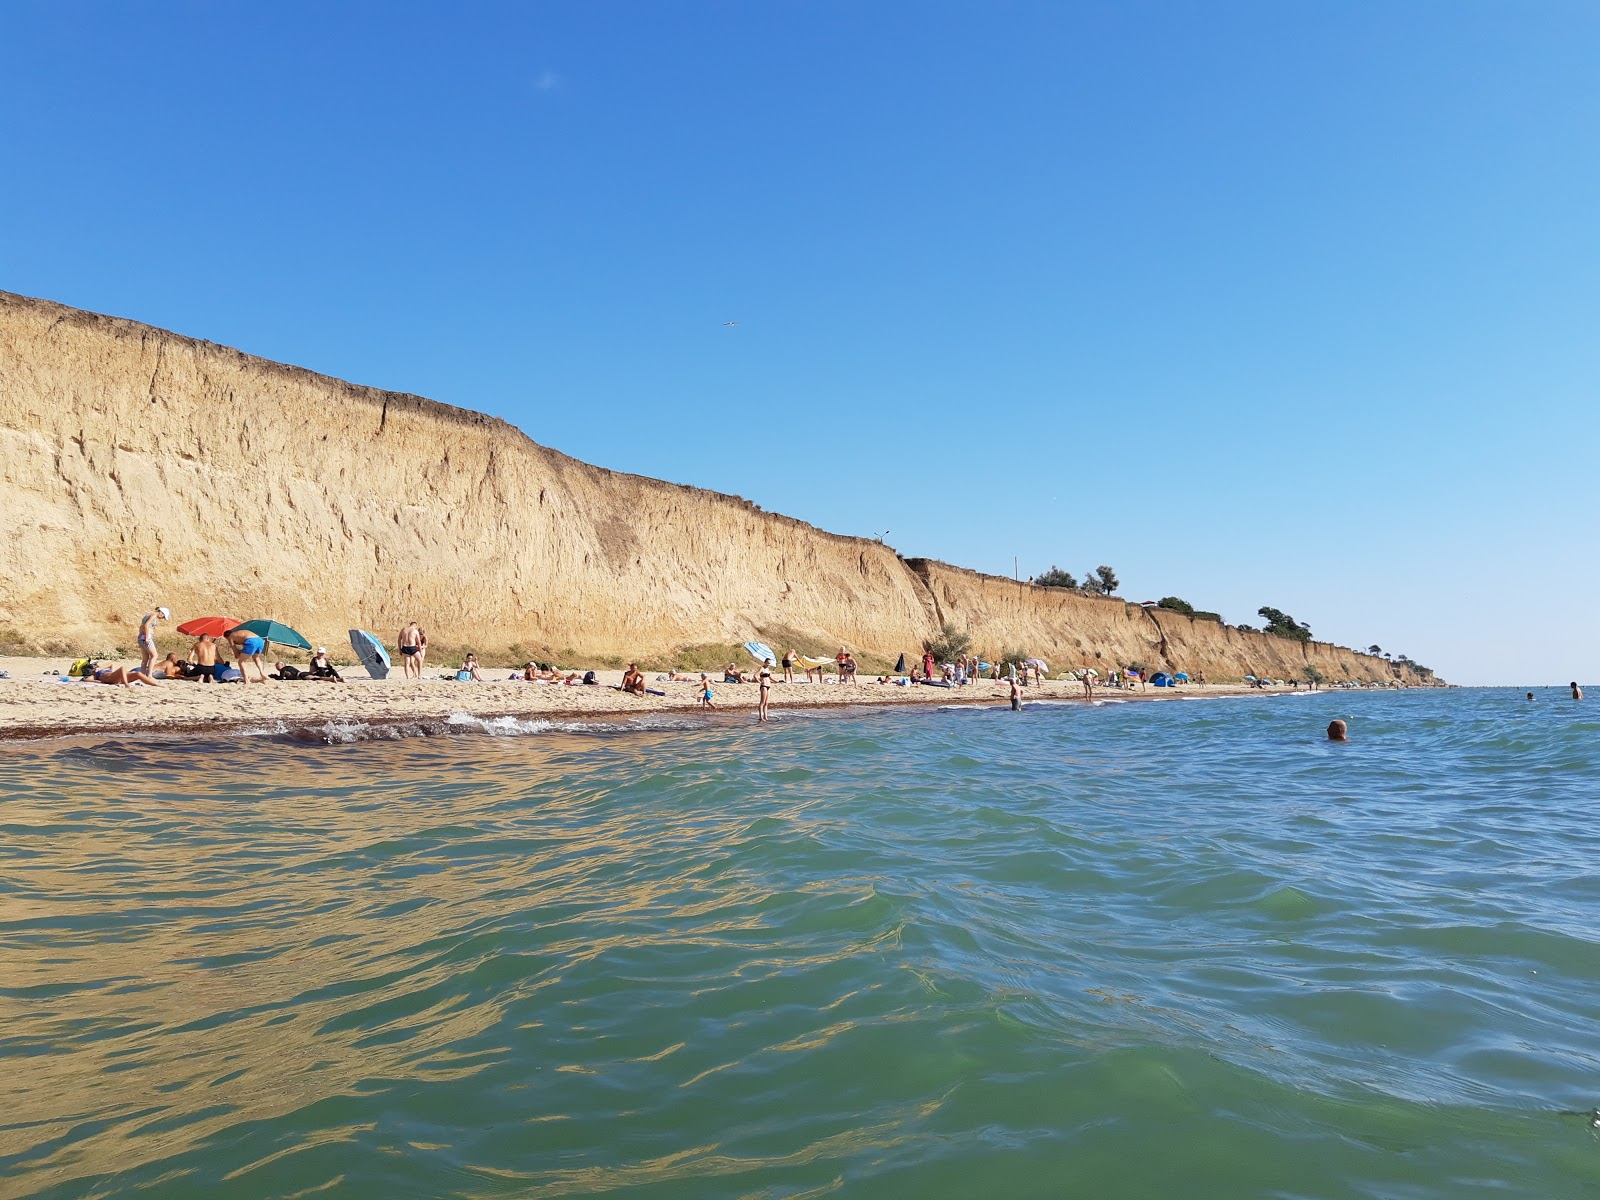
xmin=156 ymin=606 xmax=171 ymax=619
xmin=316 ymin=646 xmax=326 ymax=654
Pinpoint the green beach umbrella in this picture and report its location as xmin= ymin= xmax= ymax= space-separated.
xmin=227 ymin=619 xmax=312 ymax=650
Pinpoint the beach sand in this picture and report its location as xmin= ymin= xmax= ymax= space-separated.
xmin=0 ymin=655 xmax=1327 ymax=740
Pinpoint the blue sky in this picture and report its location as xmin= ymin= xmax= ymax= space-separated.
xmin=4 ymin=1 xmax=1595 ymax=685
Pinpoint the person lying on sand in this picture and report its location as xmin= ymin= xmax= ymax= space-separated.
xmin=151 ymin=652 xmax=193 ymax=681
xmin=86 ymin=663 xmax=160 ymax=687
xmin=657 ymin=670 xmax=697 ymax=682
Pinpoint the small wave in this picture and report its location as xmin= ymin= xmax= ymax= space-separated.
xmin=243 ymin=710 xmax=714 ymax=744
xmin=444 ymin=712 xmax=558 ymax=736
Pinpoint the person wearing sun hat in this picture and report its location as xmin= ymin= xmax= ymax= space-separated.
xmin=136 ymin=606 xmax=171 ymax=675
xmin=307 ymin=646 xmax=344 ymax=682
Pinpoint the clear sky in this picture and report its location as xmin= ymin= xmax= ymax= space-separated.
xmin=4 ymin=2 xmax=1595 ymax=686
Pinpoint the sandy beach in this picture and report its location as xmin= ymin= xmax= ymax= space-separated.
xmin=0 ymin=655 xmax=1331 ymax=740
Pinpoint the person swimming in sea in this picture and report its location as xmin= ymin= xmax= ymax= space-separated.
xmin=1571 ymin=681 xmax=1584 ymax=700
xmin=1009 ymin=676 xmax=1023 ymax=712
xmin=1327 ymin=719 xmax=1349 ymax=742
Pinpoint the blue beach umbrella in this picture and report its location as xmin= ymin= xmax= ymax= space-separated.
xmin=1174 ymin=672 xmax=1189 ymax=681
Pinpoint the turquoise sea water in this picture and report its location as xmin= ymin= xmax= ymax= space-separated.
xmin=2 ymin=688 xmax=1597 ymax=1199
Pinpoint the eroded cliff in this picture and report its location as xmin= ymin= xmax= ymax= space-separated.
xmin=0 ymin=292 xmax=1420 ymax=682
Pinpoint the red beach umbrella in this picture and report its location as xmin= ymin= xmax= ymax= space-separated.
xmin=176 ymin=615 xmax=244 ymax=637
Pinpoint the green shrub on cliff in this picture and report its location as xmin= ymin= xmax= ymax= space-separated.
xmin=924 ymin=622 xmax=972 ymax=662
xmin=1156 ymin=597 xmax=1194 ymax=614
xmin=1035 ymin=566 xmax=1078 ymax=589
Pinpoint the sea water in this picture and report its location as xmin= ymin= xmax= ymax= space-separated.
xmin=2 ymin=688 xmax=1597 ymax=1198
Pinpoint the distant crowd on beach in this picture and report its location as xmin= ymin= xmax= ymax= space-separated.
xmin=62 ymin=606 xmax=1542 ymax=715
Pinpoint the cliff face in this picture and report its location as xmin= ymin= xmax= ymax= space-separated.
xmin=0 ymin=292 xmax=1421 ymax=682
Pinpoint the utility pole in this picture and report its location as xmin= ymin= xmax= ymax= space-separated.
xmin=1014 ymin=556 xmax=1019 ymax=582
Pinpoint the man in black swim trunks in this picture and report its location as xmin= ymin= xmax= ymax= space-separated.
xmin=398 ymin=622 xmax=422 ymax=679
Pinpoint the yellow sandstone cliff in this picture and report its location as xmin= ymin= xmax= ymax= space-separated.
xmin=0 ymin=292 xmax=1420 ymax=683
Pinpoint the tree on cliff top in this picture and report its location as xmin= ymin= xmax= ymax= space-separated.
xmin=1367 ymin=644 xmax=1382 ymax=657
xmin=1156 ymin=597 xmax=1195 ymax=614
xmin=1084 ymin=565 xmax=1118 ymax=595
xmin=1035 ymin=566 xmax=1077 ymax=589
xmin=1258 ymin=606 xmax=1312 ymax=643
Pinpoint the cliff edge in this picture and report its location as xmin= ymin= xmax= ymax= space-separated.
xmin=0 ymin=292 xmax=1422 ymax=683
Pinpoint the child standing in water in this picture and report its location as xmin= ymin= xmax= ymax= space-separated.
xmin=699 ymin=674 xmax=716 ymax=709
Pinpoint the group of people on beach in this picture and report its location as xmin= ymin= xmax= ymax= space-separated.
xmin=83 ymin=609 xmax=344 ymax=687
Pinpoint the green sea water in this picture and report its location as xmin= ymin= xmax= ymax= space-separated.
xmin=2 ymin=688 xmax=1597 ymax=1198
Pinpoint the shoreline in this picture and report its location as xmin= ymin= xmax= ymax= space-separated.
xmin=0 ymin=655 xmax=1376 ymax=743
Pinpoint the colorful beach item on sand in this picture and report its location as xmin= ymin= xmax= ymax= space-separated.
xmin=797 ymin=655 xmax=834 ymax=669
xmin=743 ymin=640 xmax=777 ymax=665
xmin=348 ymin=629 xmax=391 ymax=680
xmin=177 ymin=616 xmax=244 ymax=637
xmin=227 ymin=619 xmax=312 ymax=650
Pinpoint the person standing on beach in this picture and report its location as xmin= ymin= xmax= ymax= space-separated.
xmin=137 ymin=607 xmax=170 ymax=675
xmin=398 ymin=622 xmax=422 ymax=679
xmin=1080 ymin=670 xmax=1094 ymax=700
xmin=782 ymin=649 xmax=797 ymax=684
xmin=418 ymin=628 xmax=429 ymax=675
xmin=1571 ymin=681 xmax=1584 ymax=700
xmin=758 ymin=659 xmax=774 ymax=722
xmin=699 ymin=673 xmax=716 ymax=709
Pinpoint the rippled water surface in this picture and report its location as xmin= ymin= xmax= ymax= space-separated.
xmin=3 ymin=688 xmax=1598 ymax=1198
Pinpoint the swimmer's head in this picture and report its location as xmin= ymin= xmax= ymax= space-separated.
xmin=1327 ymin=719 xmax=1348 ymax=742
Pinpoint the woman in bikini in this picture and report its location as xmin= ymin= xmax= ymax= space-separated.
xmin=758 ymin=659 xmax=774 ymax=722
xmin=137 ymin=607 xmax=170 ymax=675
xmin=88 ymin=663 xmax=160 ymax=688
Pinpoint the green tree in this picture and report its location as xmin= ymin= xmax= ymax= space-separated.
xmin=1258 ymin=606 xmax=1312 ymax=643
xmin=1035 ymin=566 xmax=1078 ymax=589
xmin=923 ymin=621 xmax=972 ymax=663
xmin=1367 ymin=644 xmax=1382 ymax=657
xmin=1084 ymin=565 xmax=1119 ymax=595
xmin=1156 ymin=596 xmax=1195 ymax=615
